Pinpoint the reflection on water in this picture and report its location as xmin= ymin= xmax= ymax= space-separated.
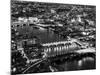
xmin=55 ymin=57 xmax=95 ymax=71
xmin=82 ymin=57 xmax=94 ymax=61
xmin=78 ymin=60 xmax=82 ymax=67
xmin=27 ymin=57 xmax=95 ymax=73
xmin=17 ymin=26 xmax=96 ymax=72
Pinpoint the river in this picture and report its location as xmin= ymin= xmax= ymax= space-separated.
xmin=17 ymin=26 xmax=96 ymax=73
xmin=18 ymin=26 xmax=63 ymax=43
xmin=50 ymin=56 xmax=96 ymax=72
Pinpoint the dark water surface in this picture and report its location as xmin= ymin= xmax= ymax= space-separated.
xmin=17 ymin=26 xmax=96 ymax=73
xmin=18 ymin=26 xmax=66 ymax=43
xmin=53 ymin=57 xmax=96 ymax=71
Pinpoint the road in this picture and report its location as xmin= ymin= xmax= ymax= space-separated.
xmin=75 ymin=48 xmax=96 ymax=54
xmin=22 ymin=58 xmax=46 ymax=74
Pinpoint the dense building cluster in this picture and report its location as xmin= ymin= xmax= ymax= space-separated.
xmin=11 ymin=1 xmax=96 ymax=74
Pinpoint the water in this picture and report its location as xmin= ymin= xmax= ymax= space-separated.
xmin=18 ymin=26 xmax=61 ymax=43
xmin=17 ymin=26 xmax=96 ymax=72
xmin=23 ymin=56 xmax=96 ymax=73
xmin=53 ymin=57 xmax=96 ymax=71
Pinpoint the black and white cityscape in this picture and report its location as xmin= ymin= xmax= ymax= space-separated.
xmin=11 ymin=0 xmax=96 ymax=75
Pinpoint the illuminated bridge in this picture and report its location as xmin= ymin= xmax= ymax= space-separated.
xmin=41 ymin=39 xmax=86 ymax=58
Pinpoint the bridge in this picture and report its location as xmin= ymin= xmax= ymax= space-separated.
xmin=41 ymin=38 xmax=91 ymax=58
xmin=22 ymin=39 xmax=96 ymax=74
